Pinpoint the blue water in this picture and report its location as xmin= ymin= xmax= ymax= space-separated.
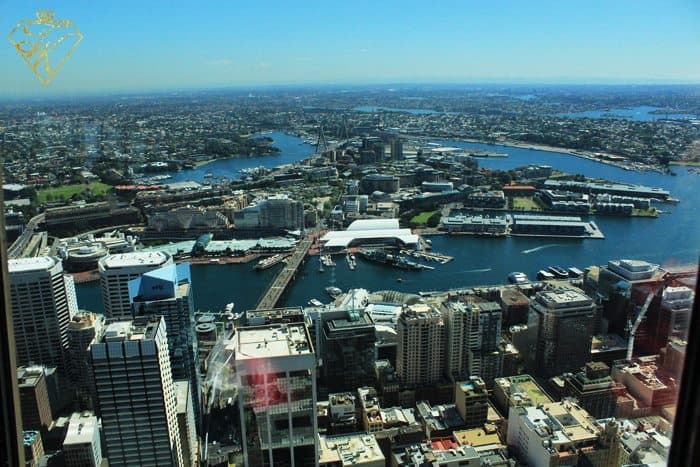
xmin=165 ymin=132 xmax=315 ymax=184
xmin=557 ymin=105 xmax=697 ymax=121
xmin=76 ymin=135 xmax=700 ymax=314
xmin=353 ymin=106 xmax=442 ymax=115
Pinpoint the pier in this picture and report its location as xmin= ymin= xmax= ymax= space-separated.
xmin=255 ymin=238 xmax=312 ymax=310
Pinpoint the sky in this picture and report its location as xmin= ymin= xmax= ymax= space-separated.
xmin=1 ymin=0 xmax=699 ymax=97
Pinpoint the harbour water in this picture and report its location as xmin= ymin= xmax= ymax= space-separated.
xmin=76 ymin=134 xmax=700 ymax=314
xmin=556 ymin=105 xmax=697 ymax=121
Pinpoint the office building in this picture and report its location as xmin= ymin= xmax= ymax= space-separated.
xmin=390 ymin=138 xmax=403 ymax=160
xmin=493 ymin=374 xmax=553 ymax=416
xmin=129 ymin=262 xmax=201 ymax=424
xmin=67 ymin=312 xmax=105 ymax=409
xmin=175 ymin=380 xmax=198 ymax=467
xmin=322 ymin=310 xmax=376 ymax=393
xmin=529 ymin=287 xmax=596 ymax=377
xmin=455 ymin=377 xmax=489 ymax=428
xmin=98 ymin=251 xmax=173 ymax=319
xmin=233 ymin=323 xmax=317 ymax=466
xmin=91 ymin=317 xmax=183 ymax=466
xmin=560 ymin=362 xmax=620 ymax=419
xmin=443 ymin=301 xmax=503 ymax=385
xmin=507 ymin=401 xmax=621 ymax=467
xmin=23 ymin=431 xmax=44 ymax=467
xmin=17 ymin=367 xmax=53 ymax=433
xmin=62 ymin=412 xmax=102 ymax=467
xmin=396 ymin=304 xmax=445 ymax=386
xmin=360 ymin=174 xmax=400 ymax=194
xmin=318 ymin=433 xmax=385 ymax=467
xmin=328 ymin=392 xmax=358 ymax=434
xmin=9 ymin=256 xmax=73 ymax=372
xmin=657 ymin=286 xmax=693 ymax=345
xmin=498 ymin=288 xmax=530 ymax=327
xmin=234 ymin=195 xmax=304 ymax=232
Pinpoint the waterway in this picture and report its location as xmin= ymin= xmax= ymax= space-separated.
xmin=165 ymin=131 xmax=316 ymax=184
xmin=75 ymin=135 xmax=700 ymax=314
xmin=556 ymin=105 xmax=697 ymax=121
xmin=353 ymin=106 xmax=442 ymax=115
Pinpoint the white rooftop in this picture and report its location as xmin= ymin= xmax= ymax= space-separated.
xmin=8 ymin=256 xmax=57 ymax=273
xmin=64 ymin=413 xmax=98 ymax=446
xmin=346 ymin=218 xmax=399 ymax=230
xmin=322 ymin=224 xmax=419 ymax=249
xmin=234 ymin=324 xmax=312 ymax=360
xmin=100 ymin=251 xmax=170 ymax=269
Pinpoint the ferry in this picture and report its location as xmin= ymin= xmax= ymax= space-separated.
xmin=537 ymin=270 xmax=555 ymax=280
xmin=254 ymin=254 xmax=287 ymax=271
xmin=548 ymin=266 xmax=569 ymax=278
xmin=568 ymin=267 xmax=584 ymax=277
xmin=325 ymin=286 xmax=342 ymax=298
xmin=508 ymin=272 xmax=529 ymax=284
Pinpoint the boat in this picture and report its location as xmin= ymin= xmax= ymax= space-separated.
xmin=204 ymin=173 xmax=214 ymax=178
xmin=254 ymin=254 xmax=287 ymax=270
xmin=308 ymin=299 xmax=323 ymax=307
xmin=508 ymin=272 xmax=529 ymax=284
xmin=537 ymin=270 xmax=555 ymax=280
xmin=396 ymin=277 xmax=403 ymax=283
xmin=568 ymin=267 xmax=584 ymax=277
xmin=321 ymin=254 xmax=336 ymax=267
xmin=358 ymin=249 xmax=429 ymax=271
xmin=548 ymin=266 xmax=569 ymax=278
xmin=325 ymin=286 xmax=342 ymax=298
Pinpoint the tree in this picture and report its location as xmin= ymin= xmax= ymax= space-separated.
xmin=427 ymin=212 xmax=442 ymax=228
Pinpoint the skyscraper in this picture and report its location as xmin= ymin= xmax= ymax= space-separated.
xmin=67 ymin=312 xmax=105 ymax=409
xmin=234 ymin=322 xmax=318 ymax=466
xmin=98 ymin=251 xmax=173 ymax=319
xmin=529 ymin=287 xmax=596 ymax=377
xmin=443 ymin=301 xmax=503 ymax=385
xmin=63 ymin=412 xmax=103 ymax=467
xmin=321 ymin=310 xmax=376 ymax=393
xmin=129 ymin=262 xmax=201 ymax=427
xmin=390 ymin=138 xmax=403 ymax=160
xmin=9 ymin=256 xmax=73 ymax=372
xmin=91 ymin=317 xmax=184 ymax=466
xmin=396 ymin=304 xmax=445 ymax=386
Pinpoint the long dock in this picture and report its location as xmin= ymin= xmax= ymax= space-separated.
xmin=255 ymin=239 xmax=312 ymax=310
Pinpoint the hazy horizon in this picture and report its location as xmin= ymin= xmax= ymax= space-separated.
xmin=2 ymin=1 xmax=699 ymax=98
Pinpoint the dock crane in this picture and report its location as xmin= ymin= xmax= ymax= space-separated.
xmin=626 ymin=286 xmax=664 ymax=361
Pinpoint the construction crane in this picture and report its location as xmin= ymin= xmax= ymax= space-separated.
xmin=626 ymin=287 xmax=662 ymax=361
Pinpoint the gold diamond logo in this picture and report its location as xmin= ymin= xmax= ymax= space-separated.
xmin=8 ymin=10 xmax=83 ymax=86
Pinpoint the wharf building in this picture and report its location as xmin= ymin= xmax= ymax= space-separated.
xmin=510 ymin=214 xmax=603 ymax=239
xmin=543 ymin=179 xmax=670 ymax=200
xmin=442 ymin=214 xmax=509 ymax=235
xmin=507 ymin=401 xmax=622 ymax=467
xmin=535 ymin=189 xmax=590 ymax=213
xmin=9 ymin=256 xmax=75 ymax=373
xmin=232 ymin=322 xmax=318 ymax=467
xmin=129 ymin=262 xmax=201 ymax=427
xmin=98 ymin=251 xmax=173 ymax=319
xmin=528 ymin=288 xmax=596 ymax=377
xmin=234 ymin=195 xmax=305 ymax=233
xmin=62 ymin=412 xmax=103 ymax=467
xmin=90 ymin=317 xmax=184 ymax=467
xmin=67 ymin=312 xmax=105 ymax=409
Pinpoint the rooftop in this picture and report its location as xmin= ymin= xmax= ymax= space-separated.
xmin=64 ymin=412 xmax=98 ymax=446
xmin=318 ymin=433 xmax=385 ymax=466
xmin=234 ymin=323 xmax=312 ymax=360
xmin=454 ymin=427 xmax=502 ymax=448
xmin=8 ymin=256 xmax=57 ymax=273
xmin=99 ymin=251 xmax=171 ymax=269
